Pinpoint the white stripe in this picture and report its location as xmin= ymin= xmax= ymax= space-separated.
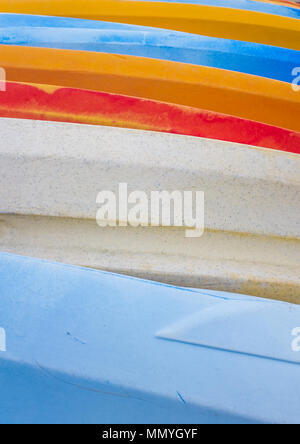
xmin=0 ymin=118 xmax=299 ymax=301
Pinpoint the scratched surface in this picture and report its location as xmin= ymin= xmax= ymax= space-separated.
xmin=0 ymin=253 xmax=300 ymax=423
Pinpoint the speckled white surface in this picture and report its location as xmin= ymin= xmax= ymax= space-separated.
xmin=0 ymin=118 xmax=299 ymax=301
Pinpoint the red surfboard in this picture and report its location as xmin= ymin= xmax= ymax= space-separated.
xmin=0 ymin=81 xmax=299 ymax=154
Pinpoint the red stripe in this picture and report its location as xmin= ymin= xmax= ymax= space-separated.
xmin=0 ymin=82 xmax=299 ymax=154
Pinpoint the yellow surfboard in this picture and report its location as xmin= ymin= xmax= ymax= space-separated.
xmin=0 ymin=0 xmax=299 ymax=50
xmin=1 ymin=45 xmax=299 ymax=131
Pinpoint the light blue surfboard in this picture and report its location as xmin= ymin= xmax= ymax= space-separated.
xmin=0 ymin=252 xmax=300 ymax=424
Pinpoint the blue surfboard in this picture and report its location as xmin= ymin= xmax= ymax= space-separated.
xmin=0 ymin=252 xmax=300 ymax=424
xmin=0 ymin=14 xmax=299 ymax=84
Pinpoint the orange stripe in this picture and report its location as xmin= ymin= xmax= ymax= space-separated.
xmin=1 ymin=45 xmax=299 ymax=132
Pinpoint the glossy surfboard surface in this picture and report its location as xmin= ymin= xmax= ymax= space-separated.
xmin=1 ymin=252 xmax=300 ymax=424
xmin=1 ymin=118 xmax=299 ymax=303
xmin=1 ymin=45 xmax=299 ymax=132
xmin=0 ymin=15 xmax=299 ymax=84
xmin=1 ymin=82 xmax=299 ymax=153
xmin=0 ymin=1 xmax=299 ymax=50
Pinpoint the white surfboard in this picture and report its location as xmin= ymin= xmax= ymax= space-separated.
xmin=0 ymin=117 xmax=299 ymax=302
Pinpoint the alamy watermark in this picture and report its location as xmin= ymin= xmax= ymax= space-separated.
xmin=291 ymin=327 xmax=300 ymax=352
xmin=0 ymin=327 xmax=6 ymax=352
xmin=0 ymin=67 xmax=6 ymax=92
xmin=96 ymin=183 xmax=204 ymax=238
xmin=292 ymin=67 xmax=300 ymax=92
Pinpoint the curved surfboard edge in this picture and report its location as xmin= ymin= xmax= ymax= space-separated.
xmin=260 ymin=0 xmax=300 ymax=8
xmin=0 ymin=1 xmax=299 ymax=50
xmin=0 ymin=13 xmax=299 ymax=84
xmin=0 ymin=81 xmax=299 ymax=154
xmin=0 ymin=118 xmax=299 ymax=304
xmin=1 ymin=45 xmax=300 ymax=132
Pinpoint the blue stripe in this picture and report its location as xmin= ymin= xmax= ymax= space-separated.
xmin=0 ymin=14 xmax=299 ymax=83
xmin=0 ymin=252 xmax=300 ymax=424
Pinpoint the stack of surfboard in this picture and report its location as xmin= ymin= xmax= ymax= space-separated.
xmin=0 ymin=0 xmax=299 ymax=424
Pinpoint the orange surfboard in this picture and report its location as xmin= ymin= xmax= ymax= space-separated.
xmin=1 ymin=81 xmax=299 ymax=154
xmin=1 ymin=45 xmax=299 ymax=132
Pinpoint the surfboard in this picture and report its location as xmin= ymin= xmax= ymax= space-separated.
xmin=1 ymin=252 xmax=300 ymax=423
xmin=1 ymin=82 xmax=299 ymax=153
xmin=0 ymin=14 xmax=299 ymax=84
xmin=0 ymin=0 xmax=299 ymax=50
xmin=0 ymin=118 xmax=299 ymax=302
xmin=1 ymin=45 xmax=299 ymax=131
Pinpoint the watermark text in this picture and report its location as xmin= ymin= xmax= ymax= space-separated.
xmin=291 ymin=327 xmax=300 ymax=352
xmin=292 ymin=67 xmax=300 ymax=92
xmin=96 ymin=183 xmax=204 ymax=238
xmin=0 ymin=327 xmax=6 ymax=352
xmin=0 ymin=67 xmax=6 ymax=92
